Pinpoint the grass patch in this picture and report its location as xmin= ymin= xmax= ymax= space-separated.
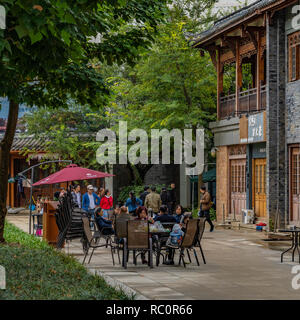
xmin=0 ymin=222 xmax=130 ymax=300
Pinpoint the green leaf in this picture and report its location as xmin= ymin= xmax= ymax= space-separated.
xmin=29 ymin=31 xmax=43 ymax=44
xmin=15 ymin=25 xmax=28 ymax=38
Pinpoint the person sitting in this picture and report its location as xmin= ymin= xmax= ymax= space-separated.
xmin=174 ymin=204 xmax=184 ymax=223
xmin=95 ymin=209 xmax=114 ymax=236
xmin=135 ymin=206 xmax=154 ymax=223
xmin=125 ymin=191 xmax=142 ymax=216
xmin=180 ymin=214 xmax=190 ymax=233
xmin=154 ymin=205 xmax=176 ymax=223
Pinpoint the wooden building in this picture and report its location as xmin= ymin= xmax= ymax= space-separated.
xmin=193 ymin=0 xmax=300 ymax=228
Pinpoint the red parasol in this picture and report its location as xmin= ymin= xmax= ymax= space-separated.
xmin=32 ymin=164 xmax=114 ymax=186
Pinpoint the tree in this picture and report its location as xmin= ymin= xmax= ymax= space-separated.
xmin=0 ymin=0 xmax=168 ymax=242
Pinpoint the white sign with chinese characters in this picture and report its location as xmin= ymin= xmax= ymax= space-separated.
xmin=248 ymin=113 xmax=264 ymax=143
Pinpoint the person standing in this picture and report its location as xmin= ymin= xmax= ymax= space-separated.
xmin=199 ymin=185 xmax=214 ymax=232
xmin=160 ymin=187 xmax=169 ymax=206
xmin=71 ymin=184 xmax=81 ymax=208
xmin=82 ymin=185 xmax=100 ymax=219
xmin=140 ymin=186 xmax=150 ymax=205
xmin=144 ymin=186 xmax=162 ymax=216
xmin=100 ymin=189 xmax=113 ymax=219
xmin=125 ymin=191 xmax=142 ymax=216
xmin=167 ymin=183 xmax=176 ymax=215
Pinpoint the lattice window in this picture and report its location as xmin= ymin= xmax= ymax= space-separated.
xmin=289 ymin=31 xmax=300 ymax=82
xmin=231 ymin=161 xmax=246 ymax=193
xmin=292 ymin=153 xmax=300 ymax=195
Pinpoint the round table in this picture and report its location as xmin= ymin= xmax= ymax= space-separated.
xmin=278 ymin=229 xmax=300 ymax=263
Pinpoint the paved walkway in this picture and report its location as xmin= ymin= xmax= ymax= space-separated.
xmin=6 ymin=215 xmax=300 ymax=300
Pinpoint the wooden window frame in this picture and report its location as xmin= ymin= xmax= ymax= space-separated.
xmin=288 ymin=31 xmax=300 ymax=82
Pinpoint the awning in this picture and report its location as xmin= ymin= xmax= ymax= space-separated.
xmin=202 ymin=168 xmax=216 ymax=183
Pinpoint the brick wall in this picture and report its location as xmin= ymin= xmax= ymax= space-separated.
xmin=216 ymin=146 xmax=229 ymax=222
xmin=266 ymin=11 xmax=287 ymax=228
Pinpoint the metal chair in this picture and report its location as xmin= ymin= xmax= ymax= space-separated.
xmin=123 ymin=220 xmax=153 ymax=269
xmin=81 ymin=216 xmax=115 ymax=265
xmin=175 ymin=219 xmax=200 ymax=267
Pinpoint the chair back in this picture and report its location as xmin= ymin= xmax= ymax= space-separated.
xmin=127 ymin=220 xmax=149 ymax=249
xmin=161 ymin=222 xmax=176 ymax=230
xmin=82 ymin=216 xmax=93 ymax=243
xmin=181 ymin=219 xmax=198 ymax=248
xmin=115 ymin=215 xmax=130 ymax=239
xmin=197 ymin=217 xmax=206 ymax=242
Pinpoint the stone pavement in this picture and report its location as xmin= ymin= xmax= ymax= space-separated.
xmin=6 ymin=215 xmax=300 ymax=300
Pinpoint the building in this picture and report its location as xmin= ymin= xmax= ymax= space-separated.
xmin=193 ymin=0 xmax=300 ymax=228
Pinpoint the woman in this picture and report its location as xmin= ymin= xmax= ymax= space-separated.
xmin=135 ymin=206 xmax=154 ymax=223
xmin=174 ymin=204 xmax=184 ymax=223
xmin=125 ymin=191 xmax=142 ymax=216
xmin=100 ymin=189 xmax=113 ymax=219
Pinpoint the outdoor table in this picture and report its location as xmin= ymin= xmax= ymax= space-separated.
xmin=278 ymin=229 xmax=300 ymax=263
xmin=150 ymin=231 xmax=171 ymax=266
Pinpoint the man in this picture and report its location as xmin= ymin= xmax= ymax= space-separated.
xmin=160 ymin=187 xmax=169 ymax=206
xmin=95 ymin=209 xmax=114 ymax=236
xmin=71 ymin=184 xmax=81 ymax=208
xmin=167 ymin=183 xmax=176 ymax=215
xmin=144 ymin=186 xmax=162 ymax=216
xmin=154 ymin=205 xmax=176 ymax=223
xmin=140 ymin=186 xmax=150 ymax=205
xmin=82 ymin=185 xmax=100 ymax=219
xmin=199 ymin=185 xmax=214 ymax=232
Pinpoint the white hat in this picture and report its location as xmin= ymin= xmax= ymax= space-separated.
xmin=87 ymin=184 xmax=94 ymax=190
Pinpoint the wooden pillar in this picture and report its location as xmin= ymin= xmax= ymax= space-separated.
xmin=217 ymin=47 xmax=223 ymax=120
xmin=256 ymin=31 xmax=262 ymax=111
xmin=235 ymin=40 xmax=242 ymax=116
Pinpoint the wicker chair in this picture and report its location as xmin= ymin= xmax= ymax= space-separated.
xmin=81 ymin=216 xmax=115 ymax=265
xmin=194 ymin=217 xmax=207 ymax=264
xmin=176 ymin=219 xmax=200 ymax=267
xmin=123 ymin=220 xmax=153 ymax=269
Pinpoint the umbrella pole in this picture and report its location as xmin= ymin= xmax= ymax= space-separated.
xmin=29 ymin=167 xmax=34 ymax=235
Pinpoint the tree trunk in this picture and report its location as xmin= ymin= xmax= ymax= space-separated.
xmin=0 ymin=100 xmax=19 ymax=243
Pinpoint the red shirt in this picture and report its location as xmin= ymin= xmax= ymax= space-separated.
xmin=100 ymin=196 xmax=113 ymax=210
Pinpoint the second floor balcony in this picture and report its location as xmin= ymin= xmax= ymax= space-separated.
xmin=219 ymin=85 xmax=267 ymax=120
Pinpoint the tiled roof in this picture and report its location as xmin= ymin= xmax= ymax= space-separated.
xmin=192 ymin=0 xmax=278 ymax=47
xmin=0 ymin=134 xmax=46 ymax=152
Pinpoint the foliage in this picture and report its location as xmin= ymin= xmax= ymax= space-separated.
xmin=0 ymin=222 xmax=130 ymax=300
xmin=209 ymin=207 xmax=216 ymax=221
xmin=117 ymin=184 xmax=167 ymax=204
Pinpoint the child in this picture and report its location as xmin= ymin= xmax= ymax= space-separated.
xmin=168 ymin=223 xmax=184 ymax=247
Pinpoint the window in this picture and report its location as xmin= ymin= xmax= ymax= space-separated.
xmin=288 ymin=31 xmax=300 ymax=82
xmin=231 ymin=160 xmax=246 ymax=193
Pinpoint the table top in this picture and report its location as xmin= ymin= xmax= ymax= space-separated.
xmin=278 ymin=229 xmax=300 ymax=233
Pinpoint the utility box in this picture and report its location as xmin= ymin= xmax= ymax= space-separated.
xmin=43 ymin=201 xmax=59 ymax=246
xmin=242 ymin=209 xmax=254 ymax=224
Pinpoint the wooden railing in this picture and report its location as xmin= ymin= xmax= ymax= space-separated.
xmin=219 ymin=85 xmax=266 ymax=119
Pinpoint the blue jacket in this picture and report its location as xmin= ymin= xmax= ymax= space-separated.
xmin=82 ymin=192 xmax=100 ymax=212
xmin=125 ymin=197 xmax=142 ymax=213
xmin=95 ymin=216 xmax=114 ymax=235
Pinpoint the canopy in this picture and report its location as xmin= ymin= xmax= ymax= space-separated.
xmin=32 ymin=164 xmax=114 ymax=186
xmin=202 ymin=168 xmax=216 ymax=183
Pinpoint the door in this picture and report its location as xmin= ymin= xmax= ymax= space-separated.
xmin=253 ymin=158 xmax=266 ymax=217
xmin=230 ymin=159 xmax=246 ymax=216
xmin=291 ymin=148 xmax=300 ymax=222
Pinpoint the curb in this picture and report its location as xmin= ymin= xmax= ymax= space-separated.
xmin=87 ymin=268 xmax=148 ymax=300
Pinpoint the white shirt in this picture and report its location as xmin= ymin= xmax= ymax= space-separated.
xmin=88 ymin=193 xmax=95 ymax=209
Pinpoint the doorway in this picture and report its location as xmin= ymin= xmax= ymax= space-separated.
xmin=252 ymin=158 xmax=266 ymax=217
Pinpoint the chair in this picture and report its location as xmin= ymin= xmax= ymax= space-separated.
xmin=123 ymin=220 xmax=153 ymax=269
xmin=81 ymin=216 xmax=115 ymax=265
xmin=194 ymin=217 xmax=207 ymax=264
xmin=113 ymin=215 xmax=131 ymax=265
xmin=170 ymin=219 xmax=199 ymax=268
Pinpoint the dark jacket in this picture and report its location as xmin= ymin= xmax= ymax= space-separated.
xmin=154 ymin=214 xmax=176 ymax=223
xmin=95 ymin=216 xmax=114 ymax=235
xmin=140 ymin=191 xmax=149 ymax=205
xmin=160 ymin=190 xmax=169 ymax=205
xmin=174 ymin=214 xmax=183 ymax=224
xmin=168 ymin=188 xmax=176 ymax=204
